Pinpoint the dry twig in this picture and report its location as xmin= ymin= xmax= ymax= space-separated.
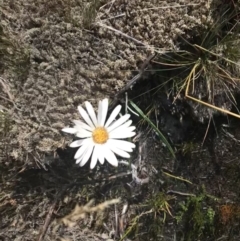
xmin=37 ymin=185 xmax=69 ymax=241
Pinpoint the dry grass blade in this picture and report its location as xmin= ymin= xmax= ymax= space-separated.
xmin=162 ymin=171 xmax=193 ymax=184
xmin=185 ymin=67 xmax=240 ymax=119
xmin=60 ymin=198 xmax=120 ymax=228
xmin=179 ymin=41 xmax=240 ymax=119
xmin=98 ymin=3 xmax=201 ymax=22
xmin=96 ymin=22 xmax=151 ymax=48
xmin=38 ymin=185 xmax=70 ymax=241
xmin=119 ymin=209 xmax=153 ymax=241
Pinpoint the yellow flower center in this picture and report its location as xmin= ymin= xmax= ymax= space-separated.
xmin=92 ymin=127 xmax=109 ymax=144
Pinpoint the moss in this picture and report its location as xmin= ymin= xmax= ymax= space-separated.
xmin=82 ymin=0 xmax=102 ymax=29
xmin=0 ymin=112 xmax=12 ymax=135
xmin=176 ymin=186 xmax=216 ymax=241
xmin=179 ymin=141 xmax=198 ymax=156
xmin=0 ymin=111 xmax=13 ymax=158
xmin=0 ymin=24 xmax=30 ymax=81
xmin=148 ymin=192 xmax=174 ymax=222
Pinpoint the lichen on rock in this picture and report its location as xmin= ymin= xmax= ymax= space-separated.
xmin=0 ymin=0 xmax=213 ymax=166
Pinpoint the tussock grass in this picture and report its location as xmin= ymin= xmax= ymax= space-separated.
xmin=153 ymin=12 xmax=240 ymax=119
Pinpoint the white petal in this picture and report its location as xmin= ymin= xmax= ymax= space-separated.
xmin=104 ymin=146 xmax=118 ymax=167
xmin=79 ymin=143 xmax=94 ymax=167
xmin=76 ymin=157 xmax=83 ymax=164
xmin=110 ymin=126 xmax=136 ymax=136
xmin=78 ymin=105 xmax=94 ymax=128
xmin=97 ymin=145 xmax=105 ymax=164
xmin=99 ymin=98 xmax=109 ymax=126
xmin=74 ymin=138 xmax=92 ymax=159
xmin=119 ymin=120 xmax=133 ymax=129
xmin=90 ymin=144 xmax=105 ymax=165
xmin=75 ymin=146 xmax=89 ymax=164
xmin=73 ymin=120 xmax=93 ymax=131
xmin=107 ymin=114 xmax=130 ymax=132
xmin=62 ymin=127 xmax=77 ymax=134
xmin=105 ymin=105 xmax=122 ymax=127
xmin=107 ymin=142 xmax=130 ymax=158
xmin=109 ymin=131 xmax=136 ymax=139
xmin=90 ymin=145 xmax=99 ymax=169
xmin=75 ymin=146 xmax=87 ymax=160
xmin=97 ymin=100 xmax=103 ymax=125
xmin=69 ymin=139 xmax=84 ymax=148
xmin=85 ymin=101 xmax=98 ymax=126
xmin=76 ymin=129 xmax=92 ymax=138
xmin=107 ymin=139 xmax=135 ymax=152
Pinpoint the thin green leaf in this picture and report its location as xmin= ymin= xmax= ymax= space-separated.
xmin=129 ymin=101 xmax=175 ymax=158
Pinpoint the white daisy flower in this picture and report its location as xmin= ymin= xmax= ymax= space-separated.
xmin=62 ymin=98 xmax=136 ymax=169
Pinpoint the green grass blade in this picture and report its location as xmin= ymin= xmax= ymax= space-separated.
xmin=129 ymin=101 xmax=176 ymax=158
